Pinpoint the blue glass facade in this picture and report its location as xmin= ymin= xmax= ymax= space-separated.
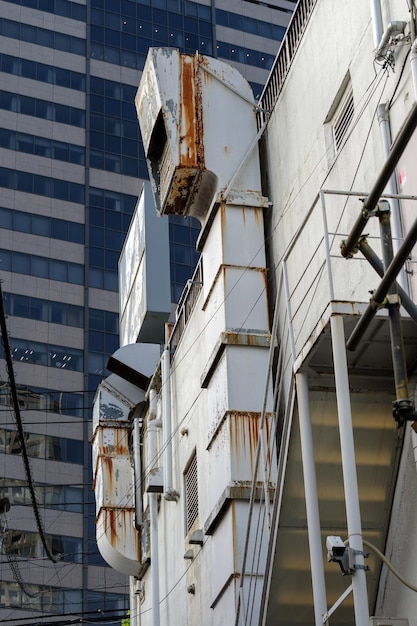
xmin=0 ymin=0 xmax=290 ymax=621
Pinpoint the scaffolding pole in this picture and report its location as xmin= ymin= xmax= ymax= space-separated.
xmin=330 ymin=315 xmax=369 ymax=626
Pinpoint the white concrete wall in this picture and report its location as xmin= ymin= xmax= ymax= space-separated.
xmin=263 ymin=0 xmax=417 ymax=622
xmin=263 ymin=0 xmax=415 ymax=362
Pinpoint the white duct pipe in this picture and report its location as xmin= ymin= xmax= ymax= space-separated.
xmin=295 ymin=372 xmax=328 ymax=626
xmin=161 ymin=349 xmax=178 ymax=500
xmin=330 ymin=315 xmax=369 ymax=626
xmin=130 ymin=577 xmax=140 ymax=626
xmin=375 ymin=21 xmax=407 ymax=63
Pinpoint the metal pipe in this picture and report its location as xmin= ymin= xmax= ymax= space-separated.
xmin=378 ymin=207 xmax=410 ymax=403
xmin=330 ymin=315 xmax=369 ymax=626
xmin=295 ymin=372 xmax=328 ymax=626
xmin=148 ymin=389 xmax=158 ymax=468
xmin=341 ymin=103 xmax=417 ymax=258
xmin=147 ymin=387 xmax=160 ymax=626
xmin=281 ymin=260 xmax=327 ymax=625
xmin=370 ymin=0 xmax=384 ymax=47
xmin=133 ymin=417 xmax=143 ymax=530
xmin=377 ymin=104 xmax=407 ymax=288
xmin=130 ymin=577 xmax=140 ymax=626
xmin=149 ymin=492 xmax=160 ymax=626
xmin=358 ymin=239 xmax=417 ymax=322
xmin=347 ymin=213 xmax=417 ymax=350
xmin=161 ymin=349 xmax=178 ymax=500
xmin=412 ymin=39 xmax=417 ymax=100
xmin=374 ymin=21 xmax=407 ymax=64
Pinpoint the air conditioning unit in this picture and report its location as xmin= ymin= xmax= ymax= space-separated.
xmin=369 ymin=618 xmax=409 ymax=626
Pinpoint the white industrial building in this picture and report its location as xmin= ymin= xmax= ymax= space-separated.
xmin=93 ymin=1 xmax=417 ymax=625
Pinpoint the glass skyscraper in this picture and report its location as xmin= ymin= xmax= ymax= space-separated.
xmin=0 ymin=0 xmax=294 ymax=622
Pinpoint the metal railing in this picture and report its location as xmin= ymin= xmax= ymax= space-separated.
xmin=169 ymin=256 xmax=203 ymax=351
xmin=258 ymin=0 xmax=318 ymax=124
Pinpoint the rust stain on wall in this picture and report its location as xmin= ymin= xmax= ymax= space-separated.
xmin=230 ymin=411 xmax=272 ymax=470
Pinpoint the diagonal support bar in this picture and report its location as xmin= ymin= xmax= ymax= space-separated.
xmin=341 ymin=103 xmax=417 ymax=258
xmin=347 ymin=214 xmax=417 ymax=351
xmin=358 ymin=238 xmax=417 ymax=323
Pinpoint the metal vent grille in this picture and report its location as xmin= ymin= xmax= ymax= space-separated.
xmin=185 ymin=452 xmax=198 ymax=533
xmin=333 ymin=88 xmax=354 ymax=151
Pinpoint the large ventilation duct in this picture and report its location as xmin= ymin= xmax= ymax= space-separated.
xmin=92 ymin=344 xmax=160 ymax=577
xmin=135 ymin=47 xmax=261 ymax=224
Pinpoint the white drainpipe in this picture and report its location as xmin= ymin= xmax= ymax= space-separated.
xmin=161 ymin=349 xmax=179 ymax=501
xmin=148 ymin=388 xmax=160 ymax=626
xmin=377 ymin=104 xmax=407 ymax=289
xmin=370 ymin=0 xmax=383 ymax=47
xmin=374 ymin=21 xmax=407 ymax=63
xmin=372 ymin=8 xmax=408 ymax=287
xmin=133 ymin=417 xmax=143 ymax=530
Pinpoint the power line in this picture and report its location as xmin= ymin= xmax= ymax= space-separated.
xmin=0 ymin=284 xmax=60 ymax=565
xmin=0 ymin=607 xmax=128 ymax=626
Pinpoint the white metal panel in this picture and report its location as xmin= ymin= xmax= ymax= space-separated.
xmin=119 ymin=182 xmax=170 ymax=345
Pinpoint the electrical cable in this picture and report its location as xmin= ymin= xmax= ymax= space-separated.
xmin=3 ymin=19 xmax=413 ymax=621
xmin=361 ymin=538 xmax=417 ymax=593
xmin=0 ymin=284 xmax=60 ymax=565
xmin=0 ymin=607 xmax=128 ymax=626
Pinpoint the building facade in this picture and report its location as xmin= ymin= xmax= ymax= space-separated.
xmin=0 ymin=0 xmax=294 ymax=623
xmin=94 ymin=1 xmax=417 ymax=625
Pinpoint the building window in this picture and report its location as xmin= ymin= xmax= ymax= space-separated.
xmin=3 ymin=529 xmax=82 ymax=563
xmin=184 ymin=451 xmax=198 ymax=533
xmin=0 ymin=382 xmax=83 ymax=417
xmin=0 ymin=429 xmax=83 ymax=464
xmin=10 ymin=338 xmax=84 ymax=371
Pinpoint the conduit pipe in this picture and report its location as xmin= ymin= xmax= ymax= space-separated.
xmin=347 ymin=212 xmax=417 ymax=351
xmin=148 ymin=389 xmax=158 ymax=467
xmin=374 ymin=21 xmax=407 ymax=64
xmin=161 ymin=349 xmax=178 ymax=501
xmin=341 ymin=103 xmax=417 ymax=259
xmin=370 ymin=0 xmax=383 ymax=48
xmin=148 ymin=388 xmax=160 ymax=626
xmin=133 ymin=417 xmax=143 ymax=530
xmin=411 ymin=38 xmax=417 ymax=100
xmin=377 ymin=105 xmax=407 ymax=289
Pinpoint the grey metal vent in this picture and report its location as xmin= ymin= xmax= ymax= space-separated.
xmin=333 ymin=88 xmax=354 ymax=151
xmin=185 ymin=452 xmax=198 ymax=533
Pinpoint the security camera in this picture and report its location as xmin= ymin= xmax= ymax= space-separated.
xmin=326 ymin=535 xmax=346 ymax=560
xmin=326 ymin=536 xmax=354 ymax=576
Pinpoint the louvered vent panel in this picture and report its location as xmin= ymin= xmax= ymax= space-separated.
xmin=333 ymin=89 xmax=354 ymax=151
xmin=185 ymin=453 xmax=198 ymax=533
